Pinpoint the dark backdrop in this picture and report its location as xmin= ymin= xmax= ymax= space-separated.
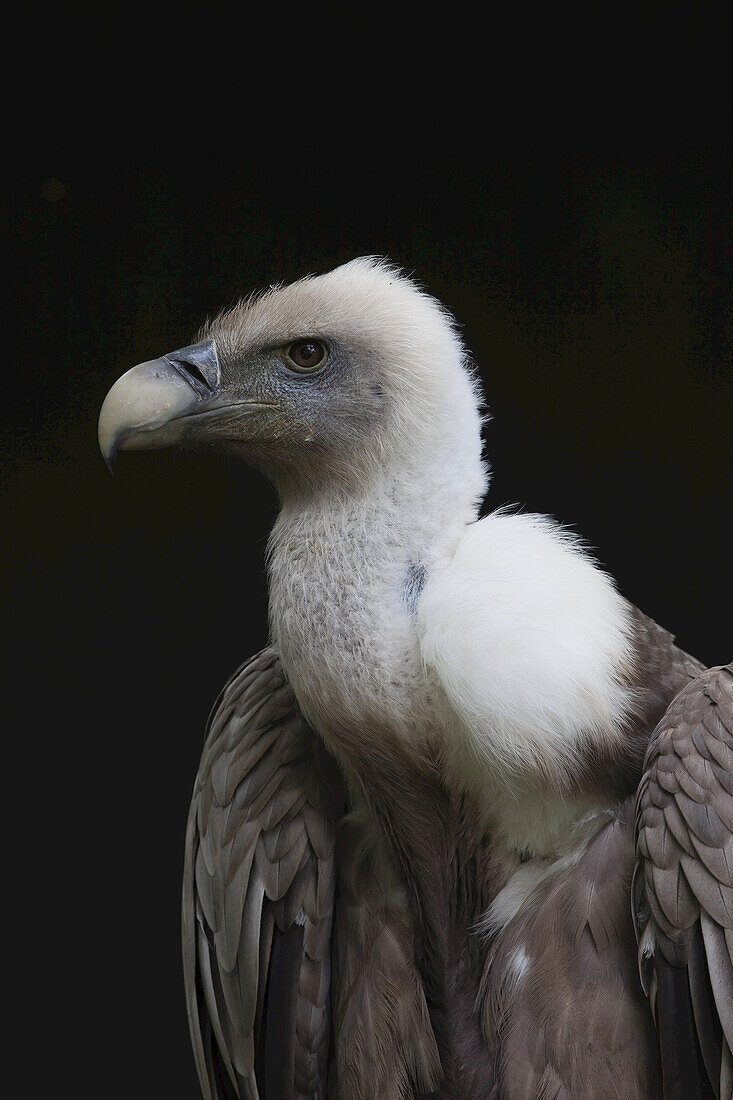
xmin=5 ymin=145 xmax=731 ymax=1097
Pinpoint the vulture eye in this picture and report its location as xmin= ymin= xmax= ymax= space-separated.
xmin=286 ymin=339 xmax=327 ymax=372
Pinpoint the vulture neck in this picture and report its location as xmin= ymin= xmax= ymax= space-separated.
xmin=267 ymin=456 xmax=473 ymax=754
xmin=268 ymin=460 xmax=500 ymax=1096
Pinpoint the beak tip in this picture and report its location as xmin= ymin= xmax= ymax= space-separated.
xmin=98 ymin=353 xmax=208 ymax=473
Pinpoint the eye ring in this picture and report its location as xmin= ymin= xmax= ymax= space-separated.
xmin=285 ymin=339 xmax=327 ymax=373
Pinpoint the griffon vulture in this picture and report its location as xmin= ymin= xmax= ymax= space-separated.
xmin=98 ymin=257 xmax=732 ymax=1099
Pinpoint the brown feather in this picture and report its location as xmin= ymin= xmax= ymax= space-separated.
xmin=635 ymin=663 xmax=733 ymax=1097
xmin=485 ymin=804 xmax=660 ymax=1098
xmin=182 ymin=648 xmax=343 ymax=1099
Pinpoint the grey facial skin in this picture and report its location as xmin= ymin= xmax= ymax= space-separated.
xmin=99 ymin=338 xmax=270 ymax=471
xmin=99 ymin=334 xmax=384 ymax=494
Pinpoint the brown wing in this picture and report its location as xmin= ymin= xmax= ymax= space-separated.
xmin=182 ymin=648 xmax=344 ymax=1099
xmin=634 ymin=663 xmax=733 ymax=1100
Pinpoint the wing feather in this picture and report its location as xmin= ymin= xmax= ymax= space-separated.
xmin=635 ymin=663 xmax=733 ymax=1098
xmin=700 ymin=911 xmax=733 ymax=1042
xmin=687 ymin=921 xmax=724 ymax=1092
xmin=182 ymin=647 xmax=344 ymax=1099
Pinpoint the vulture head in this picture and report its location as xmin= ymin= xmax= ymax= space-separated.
xmin=99 ymin=257 xmax=486 ymax=512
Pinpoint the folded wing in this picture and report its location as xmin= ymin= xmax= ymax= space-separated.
xmin=634 ymin=663 xmax=733 ymax=1099
xmin=182 ymin=648 xmax=344 ymax=1099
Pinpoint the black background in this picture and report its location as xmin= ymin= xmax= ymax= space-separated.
xmin=5 ymin=144 xmax=731 ymax=1096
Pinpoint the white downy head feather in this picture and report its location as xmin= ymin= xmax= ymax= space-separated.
xmin=212 ymin=255 xmax=488 ymax=525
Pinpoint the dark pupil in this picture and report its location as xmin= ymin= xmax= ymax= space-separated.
xmin=299 ymin=342 xmax=318 ymax=361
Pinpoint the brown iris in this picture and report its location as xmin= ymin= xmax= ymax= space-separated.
xmin=286 ymin=339 xmax=326 ymax=372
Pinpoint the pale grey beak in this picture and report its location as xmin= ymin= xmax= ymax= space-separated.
xmin=98 ymin=340 xmax=220 ymax=472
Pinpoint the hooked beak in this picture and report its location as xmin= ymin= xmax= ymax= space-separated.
xmin=98 ymin=340 xmax=221 ymax=473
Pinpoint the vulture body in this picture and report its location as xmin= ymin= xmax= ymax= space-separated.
xmin=99 ymin=258 xmax=733 ymax=1099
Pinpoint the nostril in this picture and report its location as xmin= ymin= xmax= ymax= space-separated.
xmin=164 ymin=354 xmax=215 ymax=398
xmin=161 ymin=340 xmax=220 ymax=399
xmin=176 ymin=357 xmax=213 ymax=394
